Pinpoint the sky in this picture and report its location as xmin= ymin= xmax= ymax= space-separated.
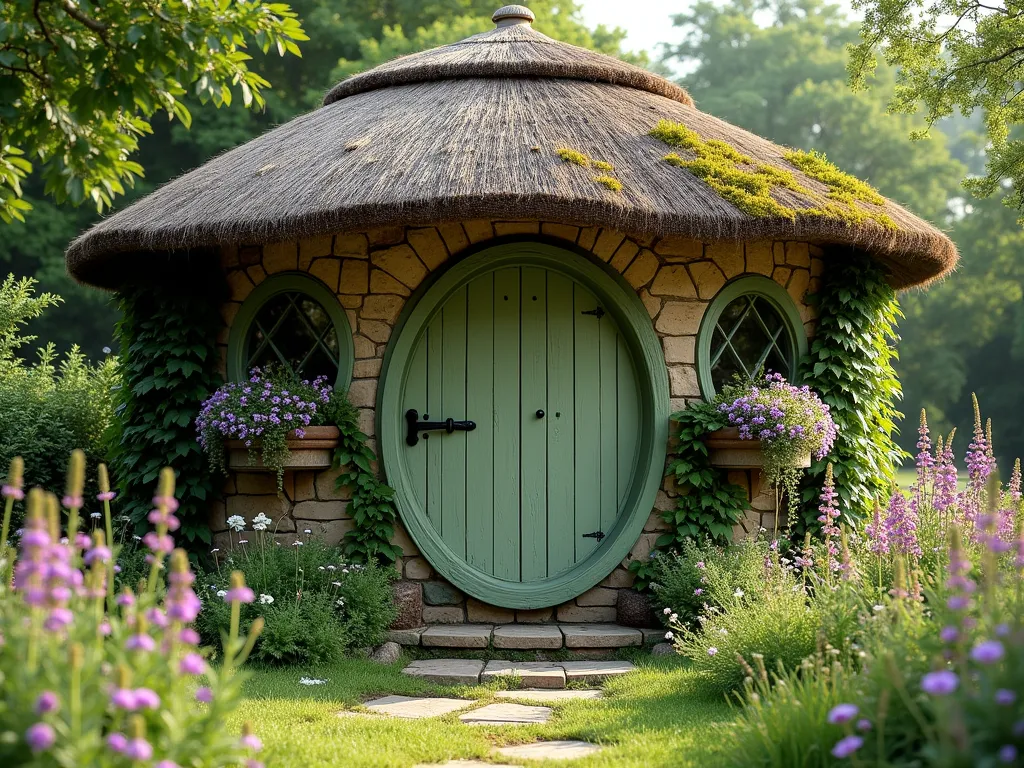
xmin=577 ymin=0 xmax=684 ymax=63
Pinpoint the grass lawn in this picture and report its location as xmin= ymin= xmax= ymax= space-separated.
xmin=227 ymin=652 xmax=736 ymax=767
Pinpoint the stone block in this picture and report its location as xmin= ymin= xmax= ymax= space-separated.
xmin=481 ymin=662 xmax=565 ymax=690
xmin=600 ymin=568 xmax=635 ymax=589
xmin=369 ymin=638 xmax=404 ymax=663
xmin=494 ymin=741 xmax=603 ymax=761
xmin=788 ymin=268 xmax=810 ymax=303
xmin=359 ymin=319 xmax=392 ymax=344
xmin=811 ymin=257 xmax=825 ymax=277
xmin=462 ymin=219 xmax=493 ymax=243
xmin=348 ymin=379 xmax=377 ymax=408
xmin=437 ymin=223 xmax=470 ymax=254
xmin=669 ymin=365 xmax=700 ymax=398
xmin=353 ymin=335 xmax=376 ymax=358
xmin=609 ymin=240 xmax=640 ymax=272
xmin=654 ymin=236 xmax=703 ymax=260
xmin=422 ymin=606 xmax=465 ymax=624
xmin=420 ymin=624 xmax=492 ymax=648
xmin=624 ymin=533 xmax=659 ymax=566
xmin=623 ymin=249 xmax=659 ymax=288
xmin=555 ymin=604 xmax=616 ymax=623
xmin=689 ymin=261 xmax=726 ymax=299
xmin=367 ymin=226 xmax=405 ymax=247
xmin=339 ymin=258 xmax=368 ymax=294
xmin=561 ymin=661 xmax=637 ymax=684
xmin=401 ymin=660 xmax=484 ymax=686
xmin=299 ymin=237 xmax=333 ymax=269
xmin=357 ymin=408 xmax=376 ymax=437
xmin=540 ymin=223 xmax=579 ymax=242
xmin=407 ymin=227 xmax=449 ymax=270
xmin=226 ymin=270 xmax=254 ymax=302
xmin=404 ymin=557 xmax=433 ymax=580
xmin=234 ymin=473 xmax=279 ymax=495
xmin=616 ymin=590 xmax=653 ymax=628
xmin=387 ymin=627 xmax=426 ymax=646
xmin=773 ymin=266 xmax=791 ymax=288
xmin=785 ymin=241 xmax=811 ymax=267
xmin=247 ymin=264 xmax=267 ymax=285
xmin=292 ymin=500 xmax=347 ymax=521
xmin=353 ymin=359 xmax=382 ymax=379
xmin=372 ymin=244 xmax=427 ymax=288
xmin=466 ymin=599 xmax=515 ymax=623
xmin=640 ymin=289 xmax=661 ymax=319
xmin=365 ymin=694 xmax=473 ymax=718
xmin=515 ymin=607 xmax=554 ymax=623
xmin=459 ymin=702 xmax=553 ymax=724
xmin=313 ymin=467 xmax=345 ymax=500
xmin=495 ymin=689 xmax=603 ymax=702
xmin=263 ymin=241 xmax=298 ymax=273
xmin=706 ymin=242 xmax=744 ymax=278
xmin=391 ymin=581 xmax=423 ymax=629
xmin=334 ymin=233 xmax=369 ymax=258
xmin=313 ymin=518 xmax=356 ymax=546
xmin=370 ymin=269 xmax=411 ymax=296
xmin=577 ymin=226 xmax=600 ymax=250
xmin=492 ymin=624 xmax=563 ymax=650
xmin=361 ymin=294 xmax=404 ymax=324
xmin=307 ymin=258 xmax=340 ymax=292
xmin=561 ymin=624 xmax=642 ymax=649
xmin=655 ymin=301 xmax=706 ymax=335
xmin=590 ymin=229 xmax=626 ymax=261
xmin=745 ymin=241 xmax=773 ymax=275
xmin=225 ymin=495 xmax=291 ymax=530
xmin=238 ymin=245 xmax=261 ymax=266
xmin=423 ymin=581 xmax=464 ymax=606
xmin=493 ymin=221 xmax=539 ymax=236
xmin=650 ymin=265 xmax=697 ymax=298
xmin=576 ymin=587 xmax=618 ymax=607
xmin=391 ymin=522 xmax=420 ymax=557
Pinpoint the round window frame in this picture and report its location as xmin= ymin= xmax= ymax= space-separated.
xmin=696 ymin=275 xmax=808 ymax=399
xmin=226 ymin=271 xmax=354 ymax=390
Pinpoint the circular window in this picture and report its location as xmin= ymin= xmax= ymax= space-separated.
xmin=697 ymin=276 xmax=807 ymax=398
xmin=227 ymin=273 xmax=353 ymax=389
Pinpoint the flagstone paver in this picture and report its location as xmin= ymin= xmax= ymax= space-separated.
xmin=561 ymin=660 xmax=636 ymax=684
xmin=492 ymin=624 xmax=564 ymax=649
xmin=387 ymin=627 xmax=426 ymax=646
xmin=363 ymin=695 xmax=473 ymax=719
xmin=481 ymin=661 xmax=566 ymax=688
xmin=402 ymin=659 xmax=486 ymax=685
xmin=493 ymin=740 xmax=604 ymax=760
xmin=420 ymin=624 xmax=493 ymax=649
xmin=495 ymin=689 xmax=603 ymax=702
xmin=560 ymin=624 xmax=643 ymax=648
xmin=459 ymin=702 xmax=552 ymax=725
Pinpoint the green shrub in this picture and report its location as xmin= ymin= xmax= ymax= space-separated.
xmin=0 ymin=275 xmax=117 ymax=503
xmin=195 ymin=529 xmax=397 ymax=664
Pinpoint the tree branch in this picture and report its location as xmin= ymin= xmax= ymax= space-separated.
xmin=59 ymin=1 xmax=108 ymax=34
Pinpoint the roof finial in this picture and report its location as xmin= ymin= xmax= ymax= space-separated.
xmin=492 ymin=5 xmax=535 ymax=27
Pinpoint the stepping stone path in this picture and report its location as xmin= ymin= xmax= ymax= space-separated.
xmin=458 ymin=702 xmax=552 ymax=725
xmin=390 ymin=622 xmax=647 ymax=650
xmin=495 ymin=689 xmax=603 ymax=702
xmin=403 ymin=658 xmax=634 ymax=688
xmin=494 ymin=740 xmax=604 ymax=760
xmin=363 ymin=696 xmax=473 ymax=719
xmin=481 ymin=661 xmax=566 ymax=688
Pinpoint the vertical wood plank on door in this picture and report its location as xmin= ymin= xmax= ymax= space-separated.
xmin=520 ymin=267 xmax=547 ymax=581
xmin=599 ymin=318 xmax=619 ymax=534
xmin=546 ymin=272 xmax=575 ymax=576
xmin=426 ymin=314 xmax=443 ymax=531
xmin=465 ymin=273 xmax=495 ymax=574
xmin=440 ymin=286 xmax=468 ymax=559
xmin=492 ymin=268 xmax=521 ymax=581
xmin=573 ymin=284 xmax=602 ymax=561
xmin=616 ymin=336 xmax=641 ymax=507
xmin=405 ymin=336 xmax=429 ymax=508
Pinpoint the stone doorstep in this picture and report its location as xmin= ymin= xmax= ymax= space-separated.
xmin=561 ymin=661 xmax=637 ymax=685
xmin=421 ymin=624 xmax=492 ymax=649
xmin=390 ymin=622 xmax=653 ymax=649
xmin=402 ymin=659 xmax=485 ymax=686
xmin=481 ymin=661 xmax=566 ymax=689
xmin=495 ymin=689 xmax=603 ymax=702
xmin=458 ymin=702 xmax=552 ymax=726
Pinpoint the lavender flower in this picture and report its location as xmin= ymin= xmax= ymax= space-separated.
xmin=996 ymin=689 xmax=1017 ymax=706
xmin=34 ymin=691 xmax=59 ymax=715
xmin=933 ymin=432 xmax=958 ymax=515
xmin=884 ymin=489 xmax=921 ymax=557
xmin=921 ymin=670 xmax=959 ymax=695
xmin=864 ymin=502 xmax=889 ymax=555
xmin=827 ymin=703 xmax=858 ymax=724
xmin=970 ymin=640 xmax=1005 ymax=665
xmin=25 ymin=722 xmax=55 ymax=753
xmin=831 ymin=735 xmax=863 ymax=759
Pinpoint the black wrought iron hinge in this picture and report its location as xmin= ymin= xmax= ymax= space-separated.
xmin=580 ymin=306 xmax=605 ymax=319
xmin=582 ymin=530 xmax=605 ymax=542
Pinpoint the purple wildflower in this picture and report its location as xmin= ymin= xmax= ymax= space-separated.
xmin=921 ymin=670 xmax=959 ymax=695
xmin=25 ymin=722 xmax=55 ymax=753
xmin=195 ymin=686 xmax=214 ymax=703
xmin=827 ymin=704 xmax=858 ymax=724
xmin=124 ymin=738 xmax=153 ymax=761
xmin=106 ymin=733 xmax=128 ymax=754
xmin=971 ymin=640 xmax=1005 ymax=665
xmin=884 ymin=490 xmax=921 ymax=557
xmin=34 ymin=691 xmax=59 ymax=715
xmin=180 ymin=652 xmax=207 ymax=675
xmin=1000 ymin=745 xmax=1018 ymax=763
xmin=865 ymin=502 xmax=889 ymax=555
xmin=831 ymin=735 xmax=863 ymax=759
xmin=995 ymin=689 xmax=1017 ymax=706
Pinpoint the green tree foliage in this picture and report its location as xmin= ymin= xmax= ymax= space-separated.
xmin=0 ymin=0 xmax=307 ymax=221
xmin=849 ymin=0 xmax=1024 ymax=217
xmin=661 ymin=0 xmax=964 ymax=222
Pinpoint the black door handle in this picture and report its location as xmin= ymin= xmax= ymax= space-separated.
xmin=405 ymin=409 xmax=476 ymax=447
xmin=536 ymin=410 xmax=545 ymax=419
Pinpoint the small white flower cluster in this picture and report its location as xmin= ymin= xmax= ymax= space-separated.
xmin=298 ymin=677 xmax=328 ymax=686
xmin=259 ymin=594 xmax=274 ymax=605
xmin=226 ymin=515 xmax=245 ymax=532
xmin=252 ymin=513 xmax=272 ymax=532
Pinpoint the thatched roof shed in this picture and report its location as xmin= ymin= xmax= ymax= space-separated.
xmin=66 ymin=3 xmax=956 ymax=290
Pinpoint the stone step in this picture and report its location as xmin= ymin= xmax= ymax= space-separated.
xmin=401 ymin=658 xmax=635 ymax=688
xmin=389 ymin=622 xmax=660 ymax=650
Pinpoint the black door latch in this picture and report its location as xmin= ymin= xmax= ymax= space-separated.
xmin=405 ymin=409 xmax=476 ymax=447
xmin=580 ymin=306 xmax=605 ymax=318
xmin=582 ymin=530 xmax=605 ymax=542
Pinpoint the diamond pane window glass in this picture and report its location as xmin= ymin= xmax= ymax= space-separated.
xmin=708 ymin=293 xmax=796 ymax=393
xmin=245 ymin=291 xmax=341 ymax=383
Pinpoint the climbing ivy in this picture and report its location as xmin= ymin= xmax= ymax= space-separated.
xmin=332 ymin=404 xmax=402 ymax=565
xmin=798 ymin=253 xmax=907 ymax=523
xmin=630 ymin=401 xmax=748 ymax=587
xmin=111 ymin=271 xmax=225 ymax=547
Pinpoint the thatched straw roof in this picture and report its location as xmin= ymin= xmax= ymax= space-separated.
xmin=66 ymin=4 xmax=957 ymax=290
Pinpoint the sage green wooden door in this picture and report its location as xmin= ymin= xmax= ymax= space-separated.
xmin=400 ymin=265 xmax=642 ymax=584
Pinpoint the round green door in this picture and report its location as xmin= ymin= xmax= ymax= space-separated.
xmin=380 ymin=243 xmax=668 ymax=608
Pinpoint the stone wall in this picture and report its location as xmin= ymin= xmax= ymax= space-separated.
xmin=210 ymin=221 xmax=824 ymax=624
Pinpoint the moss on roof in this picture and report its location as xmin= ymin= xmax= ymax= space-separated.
xmin=593 ymin=174 xmax=622 ymax=192
xmin=556 ymin=147 xmax=622 ymax=193
xmin=650 ymin=120 xmax=897 ymax=231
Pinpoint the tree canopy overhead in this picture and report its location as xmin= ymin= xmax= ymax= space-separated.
xmin=0 ymin=0 xmax=307 ymax=223
xmin=849 ymin=0 xmax=1024 ymax=218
